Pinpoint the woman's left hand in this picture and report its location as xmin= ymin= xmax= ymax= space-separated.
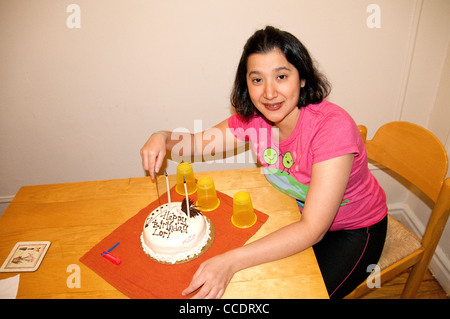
xmin=182 ymin=252 xmax=237 ymax=299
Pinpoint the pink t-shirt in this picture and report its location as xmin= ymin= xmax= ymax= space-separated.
xmin=228 ymin=100 xmax=387 ymax=231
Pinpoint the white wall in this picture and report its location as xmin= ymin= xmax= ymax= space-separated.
xmin=1 ymin=0 xmax=449 ymax=292
xmin=396 ymin=0 xmax=450 ymax=295
xmin=1 ymin=0 xmax=422 ymax=194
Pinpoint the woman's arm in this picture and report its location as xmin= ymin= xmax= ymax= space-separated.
xmin=140 ymin=119 xmax=243 ymax=179
xmin=182 ymin=153 xmax=354 ymax=299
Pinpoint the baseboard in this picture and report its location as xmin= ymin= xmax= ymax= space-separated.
xmin=0 ymin=195 xmax=15 ymax=217
xmin=0 ymin=195 xmax=15 ymax=204
xmin=388 ymin=203 xmax=450 ymax=296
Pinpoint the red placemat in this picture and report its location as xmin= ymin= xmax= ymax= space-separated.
xmin=79 ymin=186 xmax=268 ymax=299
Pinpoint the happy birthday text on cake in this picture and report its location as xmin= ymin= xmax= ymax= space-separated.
xmin=150 ymin=210 xmax=188 ymax=239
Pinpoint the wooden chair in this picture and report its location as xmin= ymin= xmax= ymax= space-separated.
xmin=346 ymin=121 xmax=450 ymax=298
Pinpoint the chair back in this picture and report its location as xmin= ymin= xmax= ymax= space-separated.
xmin=359 ymin=121 xmax=450 ymax=251
xmin=360 ymin=121 xmax=448 ymax=203
xmin=354 ymin=122 xmax=450 ymax=298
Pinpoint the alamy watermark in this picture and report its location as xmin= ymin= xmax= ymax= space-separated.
xmin=367 ymin=264 xmax=381 ymax=288
xmin=64 ymin=262 xmax=381 ymax=291
xmin=169 ymin=120 xmax=272 ymax=165
xmin=65 ymin=4 xmax=380 ymax=30
xmin=66 ymin=264 xmax=81 ymax=288
xmin=367 ymin=4 xmax=381 ymax=29
xmin=66 ymin=4 xmax=81 ymax=29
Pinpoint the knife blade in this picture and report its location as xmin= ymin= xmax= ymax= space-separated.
xmin=154 ymin=171 xmax=161 ymax=206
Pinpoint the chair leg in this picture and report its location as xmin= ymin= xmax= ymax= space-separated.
xmin=401 ymin=259 xmax=428 ymax=298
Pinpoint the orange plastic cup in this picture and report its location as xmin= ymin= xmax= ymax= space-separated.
xmin=232 ymin=191 xmax=257 ymax=228
xmin=196 ymin=176 xmax=220 ymax=211
xmin=175 ymin=162 xmax=197 ymax=195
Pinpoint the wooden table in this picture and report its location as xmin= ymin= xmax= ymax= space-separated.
xmin=0 ymin=168 xmax=328 ymax=299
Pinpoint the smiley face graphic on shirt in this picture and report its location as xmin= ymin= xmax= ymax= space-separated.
xmin=262 ymin=147 xmax=278 ymax=165
xmin=261 ymin=147 xmax=349 ymax=206
xmin=261 ymin=147 xmax=308 ymax=202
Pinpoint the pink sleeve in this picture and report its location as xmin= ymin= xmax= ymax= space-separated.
xmin=311 ymin=112 xmax=361 ymax=164
xmin=227 ymin=114 xmax=251 ymax=141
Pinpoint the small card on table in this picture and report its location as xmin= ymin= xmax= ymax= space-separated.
xmin=0 ymin=241 xmax=51 ymax=272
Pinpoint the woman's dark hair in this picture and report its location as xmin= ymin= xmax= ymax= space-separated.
xmin=231 ymin=26 xmax=331 ymax=120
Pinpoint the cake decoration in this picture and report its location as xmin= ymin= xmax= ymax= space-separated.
xmin=181 ymin=198 xmax=201 ymax=218
xmin=140 ymin=171 xmax=214 ymax=264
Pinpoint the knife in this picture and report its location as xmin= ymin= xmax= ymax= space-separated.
xmin=155 ymin=171 xmax=161 ymax=206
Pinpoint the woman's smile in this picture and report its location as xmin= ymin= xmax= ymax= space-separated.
xmin=263 ymin=101 xmax=283 ymax=110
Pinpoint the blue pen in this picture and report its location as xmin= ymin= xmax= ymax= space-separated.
xmin=101 ymin=242 xmax=121 ymax=264
xmin=101 ymin=242 xmax=120 ymax=256
xmin=107 ymin=242 xmax=120 ymax=252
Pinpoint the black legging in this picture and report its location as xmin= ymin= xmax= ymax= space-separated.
xmin=313 ymin=214 xmax=387 ymax=299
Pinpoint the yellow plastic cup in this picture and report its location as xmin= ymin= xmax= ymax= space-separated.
xmin=196 ymin=176 xmax=220 ymax=211
xmin=232 ymin=191 xmax=257 ymax=228
xmin=175 ymin=162 xmax=197 ymax=195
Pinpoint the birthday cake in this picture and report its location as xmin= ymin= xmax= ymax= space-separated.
xmin=140 ymin=199 xmax=215 ymax=264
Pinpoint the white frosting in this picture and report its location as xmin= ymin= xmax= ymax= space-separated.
xmin=140 ymin=202 xmax=211 ymax=264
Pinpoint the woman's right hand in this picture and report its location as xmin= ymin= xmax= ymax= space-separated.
xmin=139 ymin=120 xmax=238 ymax=180
xmin=140 ymin=132 xmax=167 ymax=179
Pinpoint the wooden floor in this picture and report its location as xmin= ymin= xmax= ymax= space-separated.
xmin=362 ymin=269 xmax=449 ymax=299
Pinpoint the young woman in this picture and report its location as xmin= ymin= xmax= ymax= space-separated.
xmin=140 ymin=26 xmax=387 ymax=299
